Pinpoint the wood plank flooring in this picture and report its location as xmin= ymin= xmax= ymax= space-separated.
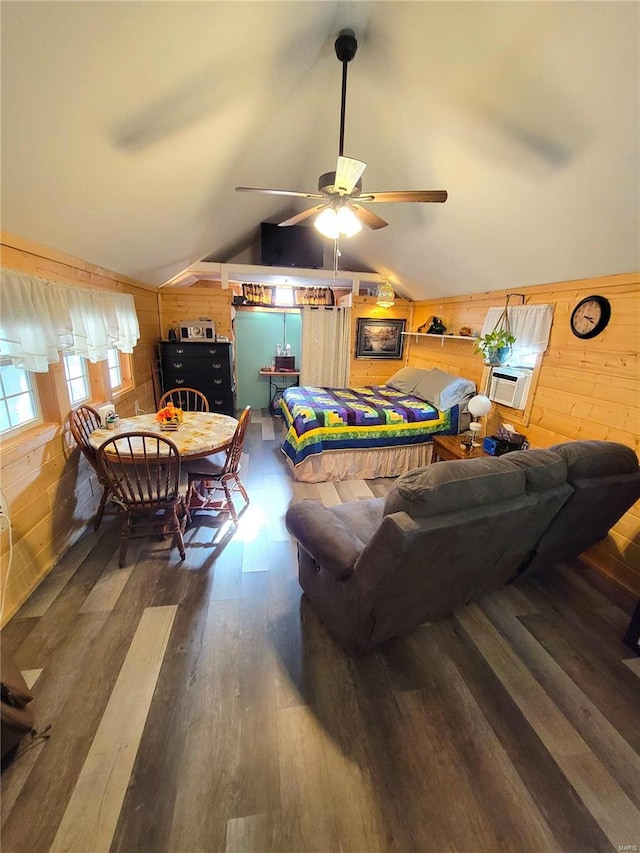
xmin=2 ymin=410 xmax=639 ymax=853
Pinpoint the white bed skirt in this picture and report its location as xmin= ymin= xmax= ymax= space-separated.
xmin=283 ymin=443 xmax=434 ymax=483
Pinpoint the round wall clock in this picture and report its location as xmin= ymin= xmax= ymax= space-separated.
xmin=570 ymin=295 xmax=611 ymax=339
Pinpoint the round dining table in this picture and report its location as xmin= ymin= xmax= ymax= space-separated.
xmin=88 ymin=411 xmax=238 ymax=459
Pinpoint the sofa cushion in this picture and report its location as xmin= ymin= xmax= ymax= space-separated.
xmin=549 ymin=440 xmax=639 ymax=480
xmin=384 ymin=456 xmax=524 ymax=519
xmin=329 ymin=497 xmax=385 ymax=546
xmin=503 ymin=449 xmax=567 ymax=492
xmin=285 ymin=500 xmax=362 ymax=580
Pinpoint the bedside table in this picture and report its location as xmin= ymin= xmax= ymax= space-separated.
xmin=432 ymin=434 xmax=490 ymax=463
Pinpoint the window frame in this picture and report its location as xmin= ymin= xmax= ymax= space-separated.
xmin=108 ymin=349 xmax=133 ymax=399
xmin=62 ymin=352 xmax=92 ymax=407
xmin=0 ymin=358 xmax=42 ymax=437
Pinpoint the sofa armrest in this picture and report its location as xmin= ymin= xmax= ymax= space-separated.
xmin=285 ymin=500 xmax=364 ymax=581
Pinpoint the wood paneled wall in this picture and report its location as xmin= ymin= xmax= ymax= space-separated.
xmin=348 ymin=296 xmax=413 ymax=386
xmin=407 ymin=273 xmax=640 ymax=595
xmin=158 ymin=282 xmax=233 ymax=342
xmin=1 ymin=256 xmax=637 ymax=619
xmin=0 ymin=234 xmax=161 ymax=624
xmin=158 ymin=286 xmax=414 ymax=389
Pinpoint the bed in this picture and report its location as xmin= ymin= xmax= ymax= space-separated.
xmin=279 ymin=367 xmax=476 ymax=482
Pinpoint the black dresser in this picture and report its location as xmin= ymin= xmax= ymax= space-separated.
xmin=159 ymin=341 xmax=235 ymax=416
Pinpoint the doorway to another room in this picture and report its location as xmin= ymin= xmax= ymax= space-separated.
xmin=234 ymin=310 xmax=301 ymax=412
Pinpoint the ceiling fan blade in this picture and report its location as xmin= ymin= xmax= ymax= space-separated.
xmin=351 ymin=204 xmax=388 ymax=230
xmin=236 ymin=186 xmax=324 ymax=200
xmin=278 ymin=204 xmax=328 ymax=227
xmin=335 ymin=156 xmax=367 ymax=194
xmin=359 ymin=190 xmax=448 ymax=204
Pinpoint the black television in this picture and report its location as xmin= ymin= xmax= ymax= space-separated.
xmin=260 ymin=222 xmax=324 ymax=269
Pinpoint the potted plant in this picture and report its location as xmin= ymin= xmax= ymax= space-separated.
xmin=474 ymin=328 xmax=516 ymax=365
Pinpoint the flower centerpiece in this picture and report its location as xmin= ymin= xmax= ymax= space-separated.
xmin=156 ymin=402 xmax=184 ymax=431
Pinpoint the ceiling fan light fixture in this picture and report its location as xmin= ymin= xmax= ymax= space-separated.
xmin=336 ymin=205 xmax=362 ymax=237
xmin=314 ymin=207 xmax=340 ymax=239
xmin=314 ymin=204 xmax=362 ymax=239
xmin=376 ymin=280 xmax=395 ymax=308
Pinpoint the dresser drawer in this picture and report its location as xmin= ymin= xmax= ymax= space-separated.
xmin=163 ymin=373 xmax=233 ymax=393
xmin=161 ymin=357 xmax=232 ymax=378
xmin=204 ymin=391 xmax=235 ymax=416
xmin=161 ymin=342 xmax=232 ymax=359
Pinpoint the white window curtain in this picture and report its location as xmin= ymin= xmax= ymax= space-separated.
xmin=300 ymin=306 xmax=351 ymax=387
xmin=481 ymin=304 xmax=553 ymax=358
xmin=0 ymin=269 xmax=140 ymax=372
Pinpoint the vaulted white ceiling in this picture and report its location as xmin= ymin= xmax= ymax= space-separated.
xmin=1 ymin=1 xmax=638 ymax=299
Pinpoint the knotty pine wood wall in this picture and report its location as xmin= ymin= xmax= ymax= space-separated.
xmin=0 ymin=234 xmax=161 ymax=624
xmin=348 ymin=295 xmax=413 ymax=386
xmin=156 ymin=286 xmax=410 ymax=388
xmin=406 ymin=272 xmax=640 ymax=595
xmin=158 ymin=281 xmax=234 ymax=342
xmin=1 ymin=257 xmax=637 ymax=618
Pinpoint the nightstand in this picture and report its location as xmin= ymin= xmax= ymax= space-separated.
xmin=432 ymin=434 xmax=490 ymax=463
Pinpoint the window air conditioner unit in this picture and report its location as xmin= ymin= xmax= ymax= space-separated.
xmin=488 ymin=367 xmax=533 ymax=410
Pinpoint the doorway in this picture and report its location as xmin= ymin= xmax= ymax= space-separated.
xmin=234 ymin=310 xmax=301 ymax=411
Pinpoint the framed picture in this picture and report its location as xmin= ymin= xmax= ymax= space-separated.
xmin=356 ymin=318 xmax=406 ymax=359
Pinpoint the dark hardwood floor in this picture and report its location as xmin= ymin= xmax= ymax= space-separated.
xmin=2 ymin=410 xmax=639 ymax=853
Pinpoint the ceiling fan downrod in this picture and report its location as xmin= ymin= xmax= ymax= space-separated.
xmin=335 ymin=29 xmax=358 ymax=157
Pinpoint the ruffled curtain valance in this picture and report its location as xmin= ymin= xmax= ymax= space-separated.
xmin=481 ymin=304 xmax=553 ymax=356
xmin=0 ymin=269 xmax=140 ymax=372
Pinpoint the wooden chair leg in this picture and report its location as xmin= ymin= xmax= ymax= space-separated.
xmin=118 ymin=517 xmax=130 ymax=568
xmin=235 ymin=475 xmax=250 ymax=507
xmin=223 ymin=480 xmax=238 ymax=524
xmin=94 ymin=485 xmax=111 ymax=531
xmin=173 ymin=507 xmax=186 ymax=559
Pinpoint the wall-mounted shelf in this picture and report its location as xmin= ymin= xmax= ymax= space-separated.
xmin=401 ymin=332 xmax=479 ymax=347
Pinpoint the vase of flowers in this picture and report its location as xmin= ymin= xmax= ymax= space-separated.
xmin=156 ymin=402 xmax=184 ymax=431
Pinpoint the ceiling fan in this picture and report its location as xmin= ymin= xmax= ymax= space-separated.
xmin=236 ymin=29 xmax=448 ymax=238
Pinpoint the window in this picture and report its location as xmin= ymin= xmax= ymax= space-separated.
xmin=503 ymin=350 xmax=537 ymax=370
xmin=0 ymin=359 xmax=40 ymax=434
xmin=107 ymin=348 xmax=123 ymax=392
xmin=63 ymin=354 xmax=90 ymax=405
xmin=275 ymin=287 xmax=294 ymax=307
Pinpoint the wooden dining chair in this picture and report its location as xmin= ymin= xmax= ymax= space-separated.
xmin=97 ymin=432 xmax=188 ymax=567
xmin=68 ymin=404 xmax=114 ymax=531
xmin=182 ymin=407 xmax=251 ymax=525
xmin=158 ymin=388 xmax=209 ymax=412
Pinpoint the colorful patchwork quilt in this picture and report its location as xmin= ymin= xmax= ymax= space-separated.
xmin=280 ymin=385 xmax=459 ymax=467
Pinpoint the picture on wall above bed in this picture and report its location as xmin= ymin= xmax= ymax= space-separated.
xmin=356 ymin=318 xmax=406 ymax=359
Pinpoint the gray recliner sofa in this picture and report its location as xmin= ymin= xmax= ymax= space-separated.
xmin=285 ymin=441 xmax=640 ymax=655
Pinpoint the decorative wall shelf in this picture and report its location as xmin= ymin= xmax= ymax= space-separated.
xmin=401 ymin=332 xmax=479 ymax=347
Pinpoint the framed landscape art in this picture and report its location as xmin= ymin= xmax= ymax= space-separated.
xmin=356 ymin=318 xmax=406 ymax=359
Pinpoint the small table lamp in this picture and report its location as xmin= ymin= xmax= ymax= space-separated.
xmin=467 ymin=394 xmax=492 ymax=446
